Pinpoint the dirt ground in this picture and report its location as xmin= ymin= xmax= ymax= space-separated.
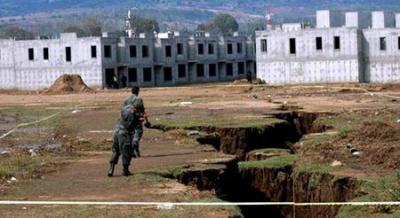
xmin=0 ymin=83 xmax=399 ymax=217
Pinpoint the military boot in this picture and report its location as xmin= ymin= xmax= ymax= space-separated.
xmin=123 ymin=165 xmax=132 ymax=177
xmin=107 ymin=163 xmax=115 ymax=177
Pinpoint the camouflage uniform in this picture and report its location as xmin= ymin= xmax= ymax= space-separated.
xmin=108 ymin=105 xmax=138 ymax=176
xmin=123 ymin=95 xmax=145 ymax=157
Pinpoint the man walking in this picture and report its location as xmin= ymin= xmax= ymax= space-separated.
xmin=123 ymin=86 xmax=151 ymax=158
xmin=108 ymin=105 xmax=138 ymax=177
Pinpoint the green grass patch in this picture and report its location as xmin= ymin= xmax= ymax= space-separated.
xmin=301 ymin=134 xmax=336 ymax=148
xmin=144 ymin=165 xmax=188 ymax=178
xmin=360 ymin=171 xmax=400 ymax=202
xmin=337 ymin=171 xmax=400 ymax=218
xmin=145 ymin=164 xmax=226 ymax=178
xmin=314 ymin=114 xmax=355 ymax=136
xmin=248 ymin=148 xmax=290 ymax=154
xmin=239 ymin=154 xmax=296 ymax=169
xmin=336 ymin=195 xmax=374 ymax=218
xmin=389 ymin=212 xmax=400 ymax=218
xmin=0 ymin=154 xmax=66 ymax=180
xmin=337 ymin=126 xmax=353 ymax=137
xmin=153 ymin=116 xmax=283 ymax=129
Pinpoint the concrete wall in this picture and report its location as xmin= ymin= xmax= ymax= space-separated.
xmin=256 ymin=27 xmax=361 ymax=84
xmin=103 ymin=32 xmax=255 ymax=88
xmin=372 ymin=11 xmax=395 ymax=29
xmin=363 ymin=28 xmax=400 ymax=83
xmin=0 ymin=31 xmax=255 ymax=90
xmin=396 ymin=14 xmax=400 ymax=28
xmin=346 ymin=12 xmax=359 ymax=28
xmin=316 ymin=10 xmax=343 ymax=28
xmin=0 ymin=40 xmax=16 ymax=89
xmin=256 ymin=10 xmax=400 ymax=85
xmin=0 ymin=33 xmax=103 ymax=90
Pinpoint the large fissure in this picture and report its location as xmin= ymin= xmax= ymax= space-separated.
xmin=156 ymin=111 xmax=360 ymax=218
xmin=197 ymin=111 xmax=327 ymax=160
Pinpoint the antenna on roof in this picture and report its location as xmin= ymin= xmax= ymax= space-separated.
xmin=266 ymin=5 xmax=274 ymax=30
xmin=125 ymin=8 xmax=137 ymax=38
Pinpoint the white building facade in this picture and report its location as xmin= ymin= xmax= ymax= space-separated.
xmin=0 ymin=33 xmax=103 ymax=90
xmin=363 ymin=12 xmax=400 ymax=83
xmin=0 ymin=32 xmax=255 ymax=90
xmin=256 ymin=10 xmax=400 ymax=84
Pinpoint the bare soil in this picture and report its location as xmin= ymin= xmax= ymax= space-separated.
xmin=0 ymin=83 xmax=399 ymax=217
xmin=341 ymin=119 xmax=400 ymax=169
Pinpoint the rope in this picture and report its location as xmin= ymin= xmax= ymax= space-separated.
xmin=0 ymin=201 xmax=398 ymax=206
xmin=0 ymin=112 xmax=61 ymax=139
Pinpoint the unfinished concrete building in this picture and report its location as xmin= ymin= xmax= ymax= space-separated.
xmin=0 ymin=31 xmax=255 ymax=90
xmin=256 ymin=10 xmax=400 ymax=84
xmin=0 ymin=33 xmax=104 ymax=90
xmin=363 ymin=12 xmax=400 ymax=83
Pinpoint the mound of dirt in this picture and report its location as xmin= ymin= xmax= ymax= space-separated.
xmin=43 ymin=74 xmax=93 ymax=94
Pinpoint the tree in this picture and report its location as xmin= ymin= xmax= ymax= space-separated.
xmin=63 ymin=17 xmax=102 ymax=37
xmin=197 ymin=13 xmax=239 ymax=34
xmin=197 ymin=22 xmax=215 ymax=32
xmin=212 ymin=14 xmax=239 ymax=34
xmin=128 ymin=15 xmax=159 ymax=33
xmin=81 ymin=17 xmax=103 ymax=36
xmin=1 ymin=26 xmax=35 ymax=40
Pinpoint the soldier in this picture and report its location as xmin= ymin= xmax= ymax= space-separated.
xmin=108 ymin=105 xmax=138 ymax=177
xmin=246 ymin=70 xmax=252 ymax=83
xmin=123 ymin=86 xmax=151 ymax=158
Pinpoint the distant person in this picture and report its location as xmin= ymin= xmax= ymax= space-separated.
xmin=121 ymin=75 xmax=127 ymax=88
xmin=108 ymin=105 xmax=138 ymax=177
xmin=123 ymin=86 xmax=151 ymax=158
xmin=246 ymin=70 xmax=252 ymax=83
xmin=112 ymin=74 xmax=119 ymax=89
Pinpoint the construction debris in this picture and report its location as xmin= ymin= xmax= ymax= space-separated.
xmin=179 ymin=102 xmax=193 ymax=107
xmin=7 ymin=177 xmax=17 ymax=184
xmin=28 ymin=149 xmax=37 ymax=157
xmin=331 ymin=160 xmax=343 ymax=167
xmin=72 ymin=109 xmax=82 ymax=114
xmin=351 ymin=148 xmax=361 ymax=157
xmin=0 ymin=150 xmax=10 ymax=156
